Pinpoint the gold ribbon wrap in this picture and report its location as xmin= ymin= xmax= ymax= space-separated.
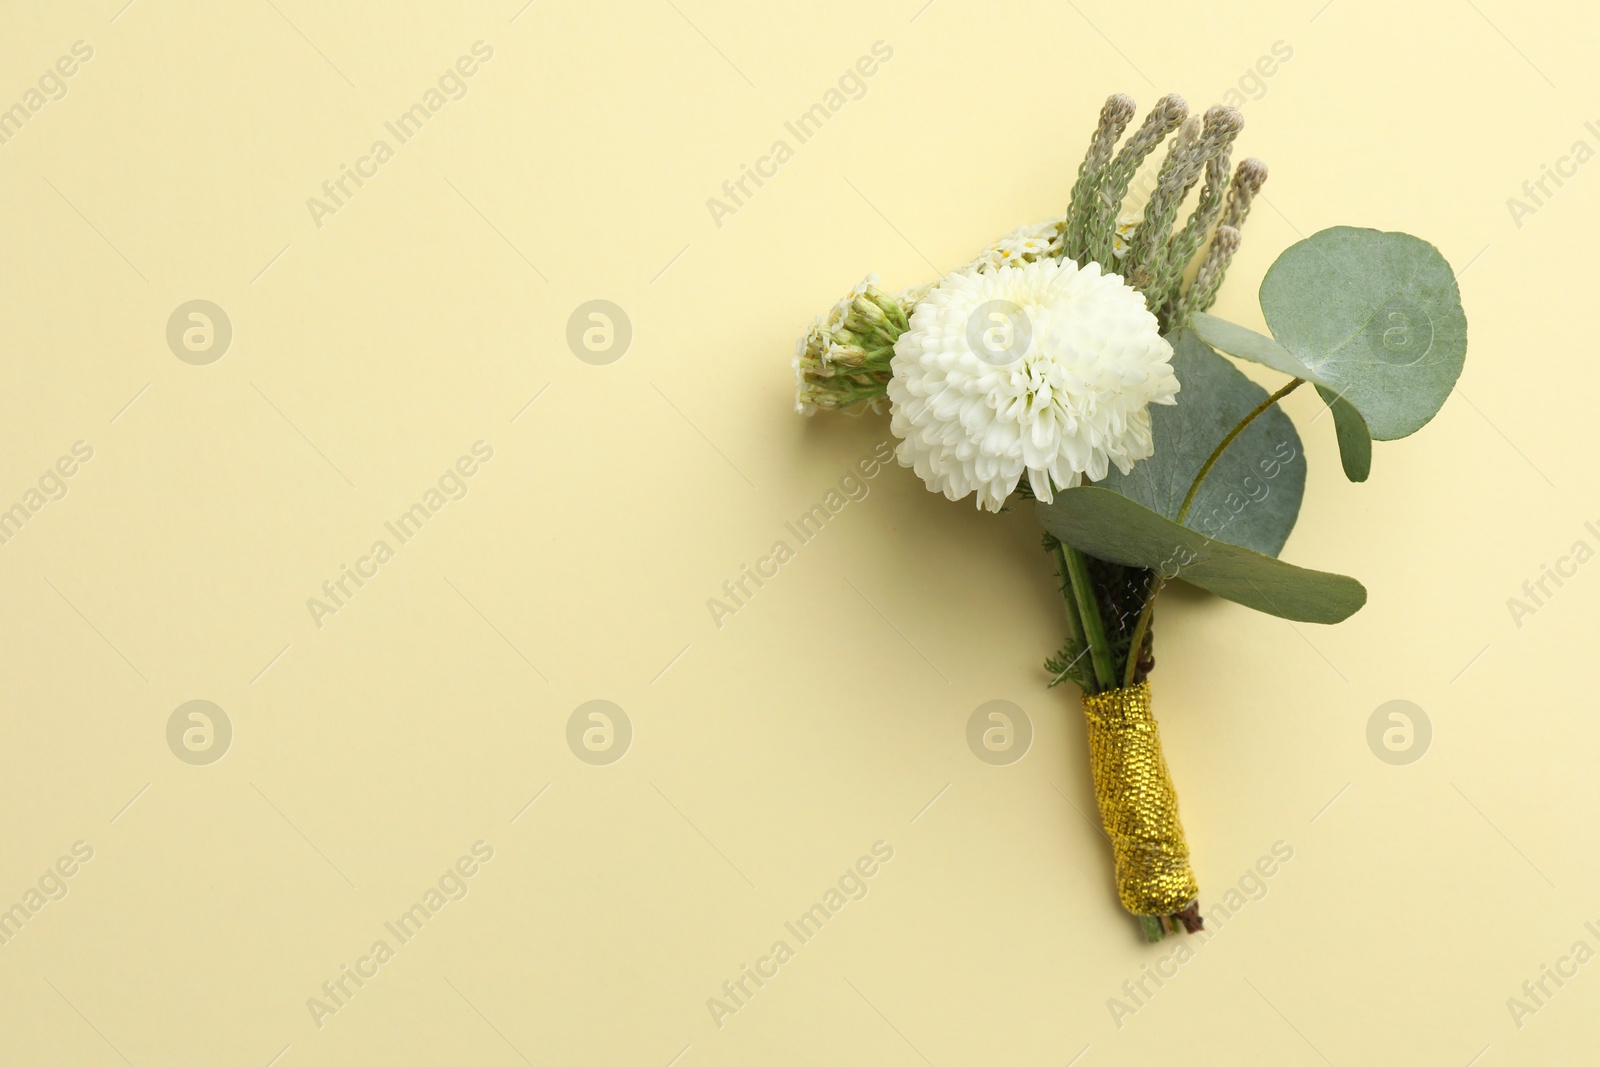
xmin=1081 ymin=681 xmax=1198 ymax=917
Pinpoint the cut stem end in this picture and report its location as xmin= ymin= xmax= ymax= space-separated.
xmin=1138 ymin=902 xmax=1205 ymax=941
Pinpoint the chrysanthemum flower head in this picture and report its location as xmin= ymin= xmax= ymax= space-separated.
xmin=887 ymin=257 xmax=1178 ymax=511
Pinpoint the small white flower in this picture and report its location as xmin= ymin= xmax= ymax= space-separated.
xmin=887 ymin=258 xmax=1178 ymax=511
xmin=1014 ymin=236 xmax=1053 ymax=258
xmin=995 ymin=243 xmax=1029 ymax=266
xmin=1111 ymin=215 xmax=1139 ymax=261
xmin=963 ymin=217 xmax=1066 ymax=275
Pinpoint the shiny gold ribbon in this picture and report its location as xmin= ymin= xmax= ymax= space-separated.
xmin=1081 ymin=681 xmax=1198 ymax=917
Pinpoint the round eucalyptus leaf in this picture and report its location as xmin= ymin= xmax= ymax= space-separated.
xmin=1260 ymin=226 xmax=1467 ymax=441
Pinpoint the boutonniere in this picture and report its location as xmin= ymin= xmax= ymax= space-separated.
xmin=792 ymin=93 xmax=1467 ymax=939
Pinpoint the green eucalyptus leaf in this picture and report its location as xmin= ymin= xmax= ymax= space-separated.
xmin=1099 ymin=329 xmax=1305 ymax=558
xmin=1190 ymin=312 xmax=1320 ymax=382
xmin=1319 ymin=385 xmax=1372 ymax=482
xmin=1260 ymin=226 xmax=1467 ymax=441
xmin=1036 ymin=487 xmax=1366 ymax=624
xmin=1190 ymin=313 xmax=1374 ymax=483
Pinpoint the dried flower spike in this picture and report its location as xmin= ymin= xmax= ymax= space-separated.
xmin=1177 ymin=158 xmax=1267 ymax=320
xmin=1180 ymin=223 xmax=1241 ymax=319
xmin=1083 ymin=93 xmax=1189 ymax=269
xmin=1126 ymin=106 xmax=1244 ymax=305
xmin=1064 ymin=94 xmax=1138 ymax=262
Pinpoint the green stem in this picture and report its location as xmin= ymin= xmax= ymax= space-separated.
xmin=1050 ymin=541 xmax=1091 ymax=681
xmin=1061 ymin=544 xmax=1116 ymax=691
xmin=1122 ymin=574 xmax=1161 ymax=689
xmin=1177 ymin=378 xmax=1303 ymax=525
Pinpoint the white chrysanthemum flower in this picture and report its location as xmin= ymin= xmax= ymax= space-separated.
xmin=887 ymin=258 xmax=1178 ymax=511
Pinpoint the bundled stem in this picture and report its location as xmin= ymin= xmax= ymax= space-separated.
xmin=1082 ymin=681 xmax=1200 ymax=931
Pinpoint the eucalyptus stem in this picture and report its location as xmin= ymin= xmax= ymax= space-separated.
xmin=1061 ymin=544 xmax=1116 ymax=691
xmin=1177 ymin=378 xmax=1303 ymax=525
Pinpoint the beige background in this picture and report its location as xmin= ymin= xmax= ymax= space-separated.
xmin=0 ymin=0 xmax=1595 ymax=1063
